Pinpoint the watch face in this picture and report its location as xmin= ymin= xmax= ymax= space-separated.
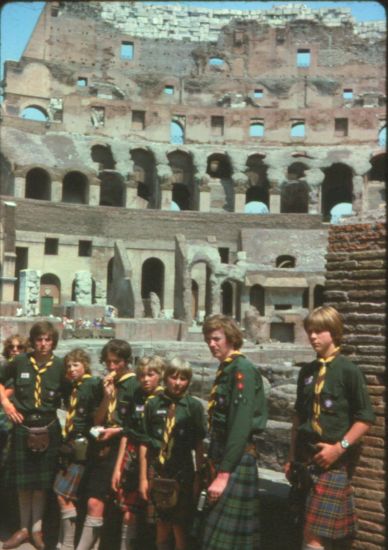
xmin=341 ymin=439 xmax=350 ymax=449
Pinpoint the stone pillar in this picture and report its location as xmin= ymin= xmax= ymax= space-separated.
xmin=234 ymin=184 xmax=247 ymax=213
xmin=125 ymin=183 xmax=139 ymax=209
xmin=88 ymin=182 xmax=100 ymax=206
xmin=269 ymin=189 xmax=281 ymax=213
xmin=19 ymin=269 xmax=41 ymax=316
xmin=51 ymin=180 xmax=62 ymax=202
xmin=308 ymin=284 xmax=315 ymax=311
xmin=14 ymin=176 xmax=25 ymax=198
xmin=74 ymin=271 xmax=92 ymax=305
xmin=199 ymin=179 xmax=211 ymax=212
xmin=352 ymin=175 xmax=364 ymax=215
xmin=308 ymin=185 xmax=320 ymax=214
xmin=160 ymin=183 xmax=172 ymax=210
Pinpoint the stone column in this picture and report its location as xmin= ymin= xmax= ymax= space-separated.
xmin=125 ymin=181 xmax=139 ymax=209
xmin=19 ymin=269 xmax=41 ymax=316
xmin=14 ymin=176 xmax=25 ymax=198
xmin=305 ymin=168 xmax=324 ymax=214
xmin=198 ymin=176 xmax=210 ymax=212
xmin=88 ymin=180 xmax=100 ymax=206
xmin=269 ymin=188 xmax=281 ymax=213
xmin=234 ymin=183 xmax=247 ymax=213
xmin=51 ymin=180 xmax=62 ymax=202
xmin=74 ymin=271 xmax=92 ymax=305
xmin=352 ymin=175 xmax=364 ymax=215
xmin=160 ymin=183 xmax=173 ymax=210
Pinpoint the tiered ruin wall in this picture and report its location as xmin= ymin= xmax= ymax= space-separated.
xmin=324 ymin=220 xmax=386 ymax=550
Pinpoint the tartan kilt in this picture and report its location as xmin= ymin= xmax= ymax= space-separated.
xmin=115 ymin=441 xmax=144 ymax=514
xmin=83 ymin=438 xmax=120 ymax=501
xmin=3 ymin=420 xmax=62 ymax=489
xmin=201 ymin=453 xmax=260 ymax=550
xmin=304 ymin=467 xmax=357 ymax=540
xmin=53 ymin=462 xmax=85 ymax=500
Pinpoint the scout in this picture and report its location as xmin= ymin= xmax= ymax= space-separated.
xmin=0 ymin=321 xmax=71 ymax=550
xmin=76 ymin=339 xmax=138 ymax=550
xmin=112 ymin=355 xmax=165 ymax=550
xmin=201 ymin=314 xmax=267 ymax=550
xmin=284 ymin=306 xmax=375 ymax=550
xmin=139 ymin=357 xmax=206 ymax=550
xmin=54 ymin=348 xmax=103 ymax=550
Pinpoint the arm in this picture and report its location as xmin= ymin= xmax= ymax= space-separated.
xmin=112 ymin=435 xmax=128 ymax=491
xmin=139 ymin=443 xmax=149 ymax=501
xmin=0 ymin=383 xmax=23 ymax=424
xmin=94 ymin=373 xmax=115 ymax=425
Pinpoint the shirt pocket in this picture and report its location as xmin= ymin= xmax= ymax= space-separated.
xmin=320 ymin=386 xmax=340 ymax=415
xmin=16 ymin=376 xmax=33 ymax=398
xmin=43 ymin=383 xmax=59 ymax=403
xmin=117 ymin=399 xmax=130 ymax=420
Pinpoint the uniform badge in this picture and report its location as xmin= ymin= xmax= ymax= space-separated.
xmin=21 ymin=372 xmax=30 ymax=379
xmin=324 ymin=398 xmax=333 ymax=409
xmin=305 ymin=376 xmax=313 ymax=385
xmin=136 ymin=405 xmax=144 ymax=412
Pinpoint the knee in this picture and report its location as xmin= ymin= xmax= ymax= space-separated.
xmin=87 ymin=498 xmax=104 ymax=517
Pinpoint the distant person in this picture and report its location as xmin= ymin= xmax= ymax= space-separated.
xmin=0 ymin=321 xmax=71 ymax=550
xmin=284 ymin=306 xmax=375 ymax=550
xmin=200 ymin=314 xmax=267 ymax=550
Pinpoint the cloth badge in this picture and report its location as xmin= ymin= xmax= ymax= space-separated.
xmin=156 ymin=409 xmax=166 ymax=415
xmin=21 ymin=372 xmax=30 ymax=379
xmin=49 ymin=390 xmax=55 ymax=396
xmin=304 ymin=376 xmax=313 ymax=385
xmin=323 ymin=398 xmax=333 ymax=408
xmin=136 ymin=405 xmax=144 ymax=412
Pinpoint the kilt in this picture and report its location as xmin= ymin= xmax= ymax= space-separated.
xmin=53 ymin=462 xmax=85 ymax=500
xmin=83 ymin=438 xmax=120 ymax=501
xmin=115 ymin=441 xmax=144 ymax=514
xmin=304 ymin=467 xmax=357 ymax=540
xmin=201 ymin=453 xmax=260 ymax=550
xmin=3 ymin=419 xmax=62 ymax=489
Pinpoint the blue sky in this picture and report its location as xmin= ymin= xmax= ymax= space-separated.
xmin=0 ymin=1 xmax=386 ymax=78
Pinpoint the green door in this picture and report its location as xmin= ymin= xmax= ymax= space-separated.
xmin=40 ymin=295 xmax=54 ymax=316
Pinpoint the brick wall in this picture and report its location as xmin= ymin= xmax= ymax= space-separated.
xmin=324 ymin=220 xmax=386 ymax=550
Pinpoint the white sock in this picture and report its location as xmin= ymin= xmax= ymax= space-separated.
xmin=76 ymin=515 xmax=103 ymax=550
xmin=31 ymin=489 xmax=46 ymax=533
xmin=60 ymin=508 xmax=77 ymax=550
xmin=120 ymin=523 xmax=136 ymax=550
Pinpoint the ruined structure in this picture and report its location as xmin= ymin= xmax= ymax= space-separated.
xmin=0 ymin=2 xmax=385 ymax=342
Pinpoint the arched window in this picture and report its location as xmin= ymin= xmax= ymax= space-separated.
xmin=20 ymin=106 xmax=49 ymax=121
xmin=249 ymin=122 xmax=264 ymax=138
xmin=244 ymin=201 xmax=269 ymax=214
xmin=209 ymin=57 xmax=225 ymax=67
xmin=91 ymin=144 xmax=115 ymax=170
xmin=62 ymin=171 xmax=88 ymax=204
xmin=141 ymin=258 xmax=165 ymax=315
xmin=276 ymin=255 xmax=296 ymax=268
xmin=40 ymin=273 xmax=61 ymax=315
xmin=170 ymin=121 xmax=185 ymax=145
xmin=172 ymin=184 xmax=190 ymax=210
xmin=130 ymin=148 xmax=157 ymax=207
xmin=249 ymin=285 xmax=265 ymax=316
xmin=25 ymin=168 xmax=51 ymax=200
xmin=330 ymin=202 xmax=353 ymax=224
xmin=291 ymin=122 xmax=305 ymax=138
xmin=322 ymin=163 xmax=353 ymax=220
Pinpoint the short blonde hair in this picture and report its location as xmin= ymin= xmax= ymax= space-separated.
xmin=136 ymin=355 xmax=165 ymax=378
xmin=303 ymin=306 xmax=343 ymax=346
xmin=164 ymin=357 xmax=192 ymax=384
xmin=64 ymin=348 xmax=91 ymax=374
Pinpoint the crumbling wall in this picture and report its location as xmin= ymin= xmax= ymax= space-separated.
xmin=324 ymin=219 xmax=386 ymax=550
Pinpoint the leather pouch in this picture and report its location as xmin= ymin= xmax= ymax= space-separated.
xmin=150 ymin=477 xmax=179 ymax=510
xmin=26 ymin=426 xmax=49 ymax=452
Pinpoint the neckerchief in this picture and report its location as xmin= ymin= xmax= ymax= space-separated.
xmin=207 ymin=350 xmax=242 ymax=430
xmin=158 ymin=399 xmax=177 ymax=466
xmin=30 ymin=354 xmax=54 ymax=408
xmin=106 ymin=371 xmax=135 ymax=426
xmin=311 ymin=347 xmax=340 ymax=435
xmin=63 ymin=374 xmax=92 ymax=438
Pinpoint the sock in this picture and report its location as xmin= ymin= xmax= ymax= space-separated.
xmin=31 ymin=490 xmax=46 ymax=533
xmin=75 ymin=515 xmax=103 ymax=550
xmin=120 ymin=523 xmax=136 ymax=550
xmin=60 ymin=508 xmax=77 ymax=550
xmin=18 ymin=489 xmax=32 ymax=531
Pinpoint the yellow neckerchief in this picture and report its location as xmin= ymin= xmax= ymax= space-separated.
xmin=144 ymin=385 xmax=164 ymax=405
xmin=30 ymin=354 xmax=54 ymax=408
xmin=207 ymin=350 xmax=243 ymax=430
xmin=311 ymin=347 xmax=340 ymax=435
xmin=106 ymin=371 xmax=135 ymax=426
xmin=63 ymin=374 xmax=92 ymax=438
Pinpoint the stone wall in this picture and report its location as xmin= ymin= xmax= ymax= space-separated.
xmin=324 ymin=219 xmax=386 ymax=550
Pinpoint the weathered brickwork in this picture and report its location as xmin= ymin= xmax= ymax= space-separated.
xmin=324 ymin=221 xmax=386 ymax=550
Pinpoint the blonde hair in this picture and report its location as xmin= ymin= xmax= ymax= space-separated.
xmin=164 ymin=356 xmax=192 ymax=384
xmin=303 ymin=306 xmax=343 ymax=346
xmin=64 ymin=348 xmax=92 ymax=374
xmin=136 ymin=355 xmax=165 ymax=378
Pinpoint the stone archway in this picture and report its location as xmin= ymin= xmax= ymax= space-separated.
xmin=141 ymin=257 xmax=165 ymax=316
xmin=62 ymin=171 xmax=88 ymax=204
xmin=206 ymin=153 xmax=233 ymax=211
xmin=26 ymin=168 xmax=51 ymax=200
xmin=321 ymin=163 xmax=353 ymax=221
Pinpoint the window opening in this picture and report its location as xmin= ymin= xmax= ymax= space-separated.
xmin=79 ymin=240 xmax=92 ymax=257
xmin=120 ymin=41 xmax=134 ymax=60
xmin=164 ymin=86 xmax=174 ymax=95
xmin=44 ymin=238 xmax=58 ymax=255
xmin=211 ymin=116 xmax=224 ymax=136
xmin=249 ymin=121 xmax=264 ymax=138
xmin=335 ymin=118 xmax=348 ymax=137
xmin=209 ymin=57 xmax=224 ymax=67
xmin=132 ymin=110 xmax=145 ymax=130
xmin=378 ymin=125 xmax=386 ymax=147
xmin=254 ymin=89 xmax=263 ymax=98
xmin=296 ymin=49 xmax=310 ymax=67
xmin=343 ymin=89 xmax=353 ymax=99
xmin=218 ymin=248 xmax=229 ymax=264
xmin=20 ymin=106 xmax=48 ymax=121
xmin=77 ymin=78 xmax=88 ymax=87
xmin=291 ymin=122 xmax=305 ymax=138
xmin=276 ymin=255 xmax=296 ymax=268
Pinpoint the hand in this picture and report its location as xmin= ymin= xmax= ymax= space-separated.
xmin=103 ymin=373 xmax=117 ymax=398
xmin=112 ymin=468 xmax=121 ymax=492
xmin=313 ymin=442 xmax=343 ymax=469
xmin=284 ymin=461 xmax=293 ymax=482
xmin=99 ymin=427 xmax=121 ymax=441
xmin=139 ymin=478 xmax=149 ymax=501
xmin=207 ymin=472 xmax=230 ymax=503
xmin=3 ymin=400 xmax=24 ymax=424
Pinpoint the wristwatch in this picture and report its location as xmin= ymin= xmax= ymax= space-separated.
xmin=340 ymin=438 xmax=350 ymax=450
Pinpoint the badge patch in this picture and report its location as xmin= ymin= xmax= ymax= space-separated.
xmin=136 ymin=405 xmax=144 ymax=412
xmin=21 ymin=372 xmax=30 ymax=379
xmin=305 ymin=376 xmax=313 ymax=385
xmin=324 ymin=399 xmax=333 ymax=408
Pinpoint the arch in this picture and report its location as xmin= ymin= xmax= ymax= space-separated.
xmin=62 ymin=171 xmax=88 ymax=204
xmin=170 ymin=200 xmax=181 ymax=211
xmin=167 ymin=150 xmax=195 ymax=210
xmin=190 ymin=260 xmax=213 ymax=320
xmin=91 ymin=144 xmax=115 ymax=170
xmin=170 ymin=121 xmax=185 ymax=145
xmin=249 ymin=122 xmax=264 ymax=138
xmin=99 ymin=173 xmax=125 ymax=207
xmin=281 ymin=181 xmax=309 ymax=213
xmin=207 ymin=153 xmax=232 ymax=179
xmin=20 ymin=105 xmax=49 ymax=121
xmin=40 ymin=273 xmax=61 ymax=315
xmin=314 ymin=284 xmax=325 ymax=308
xmin=287 ymin=162 xmax=307 ymax=181
xmin=141 ymin=258 xmax=165 ymax=315
xmin=321 ymin=163 xmax=353 ymax=220
xmin=221 ymin=281 xmax=233 ymax=316
xmin=250 ymin=284 xmax=265 ymax=316
xmin=291 ymin=122 xmax=305 ymax=138
xmin=330 ymin=202 xmax=353 ymax=224
xmin=368 ymin=153 xmax=386 ymax=182
xmin=244 ymin=201 xmax=269 ymax=214
xmin=246 ymin=154 xmax=269 ymax=207
xmin=276 ymin=255 xmax=296 ymax=268
xmin=25 ymin=167 xmax=51 ymax=200
xmin=130 ymin=148 xmax=157 ymax=207
xmin=191 ymin=279 xmax=199 ymax=321
xmin=207 ymin=153 xmax=233 ymax=211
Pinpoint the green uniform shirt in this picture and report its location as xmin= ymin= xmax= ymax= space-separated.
xmin=143 ymin=392 xmax=206 ymax=479
xmin=295 ymin=354 xmax=375 ymax=442
xmin=107 ymin=372 xmax=139 ymax=428
xmin=209 ymin=355 xmax=268 ymax=472
xmin=0 ymin=353 xmax=71 ymax=414
xmin=122 ymin=385 xmax=162 ymax=444
xmin=68 ymin=376 xmax=103 ymax=439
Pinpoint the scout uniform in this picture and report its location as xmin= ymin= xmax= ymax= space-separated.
xmin=83 ymin=372 xmax=139 ymax=501
xmin=294 ymin=353 xmax=375 ymax=540
xmin=115 ymin=384 xmax=163 ymax=513
xmin=54 ymin=375 xmax=103 ymax=500
xmin=143 ymin=390 xmax=206 ymax=522
xmin=202 ymin=352 xmax=268 ymax=550
xmin=0 ymin=352 xmax=71 ymax=489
